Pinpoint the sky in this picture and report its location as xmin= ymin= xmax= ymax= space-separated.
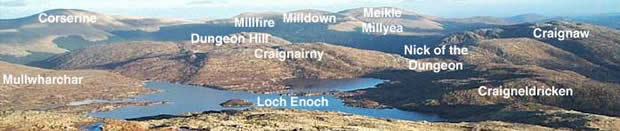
xmin=1 ymin=0 xmax=619 ymax=19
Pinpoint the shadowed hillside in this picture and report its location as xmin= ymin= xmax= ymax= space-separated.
xmin=344 ymin=21 xmax=620 ymax=130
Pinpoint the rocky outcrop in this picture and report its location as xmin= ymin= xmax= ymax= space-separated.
xmin=135 ymin=108 xmax=559 ymax=130
xmin=220 ymin=99 xmax=253 ymax=107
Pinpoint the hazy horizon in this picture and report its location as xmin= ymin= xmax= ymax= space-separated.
xmin=1 ymin=0 xmax=619 ymax=19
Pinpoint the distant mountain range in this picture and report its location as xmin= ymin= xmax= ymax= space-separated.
xmin=1 ymin=7 xmax=620 ymax=130
xmin=0 ymin=9 xmax=196 ymax=57
xmin=445 ymin=13 xmax=548 ymax=25
xmin=2 ymin=8 xmax=617 ymax=64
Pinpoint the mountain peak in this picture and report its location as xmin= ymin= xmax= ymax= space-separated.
xmin=234 ymin=12 xmax=281 ymax=18
xmin=40 ymin=9 xmax=102 ymax=17
xmin=507 ymin=13 xmax=547 ymax=23
xmin=338 ymin=7 xmax=418 ymax=16
xmin=287 ymin=9 xmax=334 ymax=15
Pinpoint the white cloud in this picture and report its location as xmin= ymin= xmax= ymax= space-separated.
xmin=0 ymin=0 xmax=26 ymax=7
xmin=1 ymin=0 xmax=618 ymax=19
xmin=183 ymin=0 xmax=403 ymax=8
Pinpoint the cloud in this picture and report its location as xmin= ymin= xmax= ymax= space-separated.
xmin=186 ymin=0 xmax=216 ymax=5
xmin=0 ymin=0 xmax=26 ymax=7
xmin=183 ymin=0 xmax=402 ymax=8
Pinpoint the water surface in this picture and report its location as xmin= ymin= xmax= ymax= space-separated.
xmin=90 ymin=78 xmax=441 ymax=121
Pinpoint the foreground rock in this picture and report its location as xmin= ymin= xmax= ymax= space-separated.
xmin=0 ymin=108 xmax=561 ymax=130
xmin=0 ymin=111 xmax=148 ymax=131
xmin=132 ymin=108 xmax=560 ymax=130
